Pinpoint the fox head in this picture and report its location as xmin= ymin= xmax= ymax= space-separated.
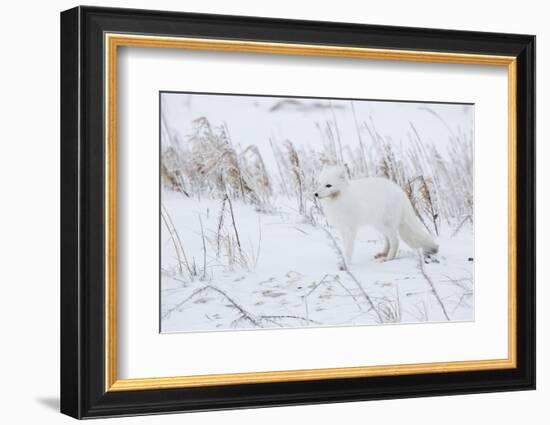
xmin=314 ymin=165 xmax=349 ymax=200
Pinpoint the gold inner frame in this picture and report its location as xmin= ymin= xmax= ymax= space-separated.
xmin=104 ymin=33 xmax=517 ymax=392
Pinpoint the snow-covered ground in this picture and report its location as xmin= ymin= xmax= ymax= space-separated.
xmin=161 ymin=193 xmax=474 ymax=333
xmin=160 ymin=92 xmax=474 ymax=333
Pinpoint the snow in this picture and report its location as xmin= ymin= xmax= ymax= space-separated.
xmin=161 ymin=93 xmax=473 ymax=171
xmin=160 ymin=92 xmax=474 ymax=333
xmin=161 ymin=193 xmax=473 ymax=333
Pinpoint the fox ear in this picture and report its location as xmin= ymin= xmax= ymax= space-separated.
xmin=338 ymin=165 xmax=347 ymax=179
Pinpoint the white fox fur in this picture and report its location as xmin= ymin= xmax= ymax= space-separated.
xmin=315 ymin=166 xmax=438 ymax=264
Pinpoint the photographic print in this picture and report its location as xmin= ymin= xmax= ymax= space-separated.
xmin=61 ymin=9 xmax=535 ymax=417
xmin=160 ymin=92 xmax=474 ymax=333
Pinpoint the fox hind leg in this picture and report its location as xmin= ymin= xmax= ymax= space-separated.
xmin=374 ymin=236 xmax=390 ymax=259
xmin=384 ymin=231 xmax=400 ymax=261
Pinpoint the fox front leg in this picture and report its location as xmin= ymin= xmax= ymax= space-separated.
xmin=340 ymin=227 xmax=357 ymax=266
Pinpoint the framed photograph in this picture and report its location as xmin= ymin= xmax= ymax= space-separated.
xmin=60 ymin=6 xmax=536 ymax=419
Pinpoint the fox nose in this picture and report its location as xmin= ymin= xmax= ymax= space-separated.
xmin=314 ymin=193 xmax=319 ymax=197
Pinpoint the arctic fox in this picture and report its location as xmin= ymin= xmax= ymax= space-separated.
xmin=315 ymin=165 xmax=438 ymax=264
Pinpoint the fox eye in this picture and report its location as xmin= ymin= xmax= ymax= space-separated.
xmin=325 ymin=184 xmax=332 ymax=188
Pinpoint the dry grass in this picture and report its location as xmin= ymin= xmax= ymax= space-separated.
xmin=160 ymin=102 xmax=473 ymax=325
xmin=162 ymin=104 xmax=472 ymax=231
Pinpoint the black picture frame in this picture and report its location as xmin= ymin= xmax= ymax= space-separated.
xmin=61 ymin=5 xmax=535 ymax=419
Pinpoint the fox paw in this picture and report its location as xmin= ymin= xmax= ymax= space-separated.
xmin=374 ymin=253 xmax=387 ymax=260
xmin=424 ymin=255 xmax=440 ymax=264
